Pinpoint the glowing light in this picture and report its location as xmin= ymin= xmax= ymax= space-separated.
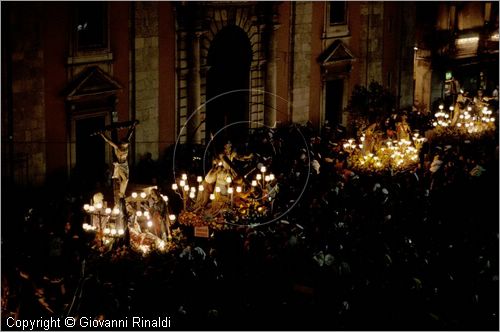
xmin=131 ymin=192 xmax=138 ymax=198
xmin=198 ymin=185 xmax=204 ymax=192
xmin=117 ymin=229 xmax=125 ymax=235
xmin=179 ymin=180 xmax=185 ymax=187
xmin=172 ymin=183 xmax=178 ymax=190
xmin=140 ymin=192 xmax=147 ymax=199
xmin=169 ymin=214 xmax=176 ymax=221
xmin=105 ymin=208 xmax=112 ymax=215
xmin=215 ymin=186 xmax=221 ymax=193
xmin=110 ymin=229 xmax=117 ymax=236
xmin=209 ymin=194 xmax=215 ymax=200
xmin=260 ymin=166 xmax=267 ymax=173
xmin=251 ymin=180 xmax=257 ymax=187
xmin=236 ymin=186 xmax=242 ymax=193
xmin=83 ymin=204 xmax=90 ymax=211
xmin=225 ymin=176 xmax=232 ymax=184
xmin=181 ymin=173 xmax=187 ymax=180
xmin=147 ymin=220 xmax=153 ymax=228
xmin=136 ymin=211 xmax=143 ymax=217
xmin=183 ymin=185 xmax=190 ymax=192
xmin=197 ymin=176 xmax=203 ymax=183
xmin=228 ymin=187 xmax=234 ymax=194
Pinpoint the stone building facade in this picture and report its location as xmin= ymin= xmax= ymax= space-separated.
xmin=4 ymin=1 xmax=466 ymax=187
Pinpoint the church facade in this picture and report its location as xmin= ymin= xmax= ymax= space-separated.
xmin=2 ymin=1 xmax=497 ymax=187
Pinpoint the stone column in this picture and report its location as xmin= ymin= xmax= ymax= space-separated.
xmin=264 ymin=23 xmax=279 ymax=128
xmin=187 ymin=31 xmax=203 ymax=144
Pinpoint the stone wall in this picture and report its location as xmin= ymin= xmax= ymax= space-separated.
xmin=6 ymin=4 xmax=46 ymax=186
xmin=291 ymin=1 xmax=313 ymax=124
xmin=134 ymin=2 xmax=160 ymax=160
xmin=359 ymin=2 xmax=384 ymax=86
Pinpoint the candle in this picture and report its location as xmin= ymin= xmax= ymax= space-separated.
xmin=183 ymin=185 xmax=190 ymax=192
xmin=110 ymin=229 xmax=117 ymax=236
xmin=256 ymin=174 xmax=262 ymax=180
xmin=117 ymin=229 xmax=125 ymax=236
xmin=226 ymin=176 xmax=232 ymax=184
xmin=136 ymin=211 xmax=143 ymax=217
xmin=140 ymin=192 xmax=147 ymax=199
xmin=112 ymin=207 xmax=120 ymax=215
xmin=169 ymin=214 xmax=176 ymax=221
xmin=189 ymin=192 xmax=195 ymax=199
xmin=198 ymin=185 xmax=204 ymax=192
xmin=147 ymin=220 xmax=153 ymax=228
xmin=197 ymin=176 xmax=203 ymax=183
xmin=131 ymin=192 xmax=138 ymax=198
xmin=181 ymin=173 xmax=187 ymax=180
xmin=105 ymin=208 xmax=112 ymax=215
xmin=251 ymin=180 xmax=257 ymax=187
xmin=179 ymin=180 xmax=185 ymax=187
xmin=210 ymin=194 xmax=216 ymax=200
xmin=236 ymin=186 xmax=242 ymax=193
xmin=83 ymin=204 xmax=90 ymax=211
xmin=215 ymin=186 xmax=221 ymax=193
xmin=172 ymin=183 xmax=178 ymax=190
xmin=260 ymin=166 xmax=266 ymax=173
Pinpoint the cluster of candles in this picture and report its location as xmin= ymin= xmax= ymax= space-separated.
xmin=432 ymin=105 xmax=452 ymax=127
xmin=82 ymin=201 xmax=122 ymax=234
xmin=172 ymin=168 xmax=276 ymax=208
xmin=433 ymin=104 xmax=496 ymax=134
xmin=172 ymin=174 xmax=206 ymax=209
xmin=344 ymin=135 xmax=424 ymax=172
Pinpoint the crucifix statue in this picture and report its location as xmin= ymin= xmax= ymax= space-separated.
xmin=97 ymin=120 xmax=138 ymax=204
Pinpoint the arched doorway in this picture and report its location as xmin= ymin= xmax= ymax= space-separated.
xmin=206 ymin=26 xmax=252 ymax=146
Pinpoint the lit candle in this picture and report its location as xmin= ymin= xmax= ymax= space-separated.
xmin=140 ymin=192 xmax=147 ymax=199
xmin=89 ymin=206 xmax=95 ymax=212
xmin=197 ymin=176 xmax=203 ymax=183
xmin=198 ymin=185 xmax=204 ymax=192
xmin=169 ymin=214 xmax=176 ymax=222
xmin=144 ymin=211 xmax=150 ymax=218
xmin=104 ymin=228 xmax=111 ymax=234
xmin=179 ymin=180 xmax=185 ymax=187
xmin=136 ymin=211 xmax=143 ymax=217
xmin=251 ymin=180 xmax=257 ymax=187
xmin=228 ymin=187 xmax=234 ymax=194
xmin=83 ymin=204 xmax=90 ymax=211
xmin=264 ymin=175 xmax=270 ymax=182
xmin=162 ymin=195 xmax=169 ymax=202
xmin=210 ymin=193 xmax=216 ymax=200
xmin=105 ymin=208 xmax=112 ymax=215
xmin=226 ymin=176 xmax=232 ymax=184
xmin=112 ymin=207 xmax=120 ymax=215
xmin=260 ymin=166 xmax=267 ymax=173
xmin=190 ymin=187 xmax=196 ymax=192
xmin=236 ymin=186 xmax=242 ymax=193
xmin=181 ymin=173 xmax=187 ymax=180
xmin=183 ymin=185 xmax=190 ymax=192
xmin=131 ymin=192 xmax=138 ymax=198
xmin=117 ymin=229 xmax=125 ymax=236
xmin=215 ymin=186 xmax=221 ymax=193
xmin=172 ymin=183 xmax=178 ymax=191
xmin=110 ymin=229 xmax=117 ymax=236
xmin=256 ymin=174 xmax=262 ymax=180
xmin=189 ymin=192 xmax=195 ymax=199
xmin=95 ymin=202 xmax=103 ymax=209
xmin=147 ymin=220 xmax=153 ymax=228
